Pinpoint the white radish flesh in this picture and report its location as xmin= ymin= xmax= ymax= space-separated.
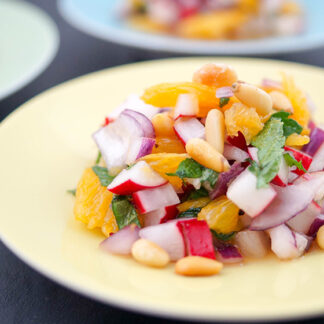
xmin=173 ymin=94 xmax=198 ymax=120
xmin=223 ymin=144 xmax=249 ymax=162
xmin=173 ymin=117 xmax=205 ymax=144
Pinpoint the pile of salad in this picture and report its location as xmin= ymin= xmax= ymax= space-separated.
xmin=121 ymin=0 xmax=304 ymax=40
xmin=72 ymin=62 xmax=324 ymax=276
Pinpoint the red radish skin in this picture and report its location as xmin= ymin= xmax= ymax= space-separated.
xmin=284 ymin=146 xmax=312 ymax=175
xmin=173 ymin=94 xmax=198 ymax=120
xmin=308 ymin=214 xmax=324 ymax=237
xmin=227 ymin=169 xmax=277 ymax=218
xmin=216 ymin=245 xmax=243 ymax=264
xmin=250 ymin=173 xmax=324 ymax=230
xmin=179 ymin=219 xmax=215 ymax=259
xmin=139 ymin=221 xmax=186 ymax=261
xmin=226 ymin=132 xmax=247 ymax=151
xmin=173 ymin=117 xmax=205 ymax=145
xmin=247 ymin=147 xmax=258 ymax=162
xmin=100 ymin=224 xmax=139 ymax=255
xmin=133 ymin=183 xmax=180 ymax=214
xmin=223 ymin=144 xmax=249 ymax=162
xmin=303 ymin=127 xmax=324 ymax=156
xmin=108 ymin=161 xmax=167 ymax=195
xmin=144 ymin=205 xmax=178 ymax=226
xmin=287 ymin=201 xmax=321 ymax=234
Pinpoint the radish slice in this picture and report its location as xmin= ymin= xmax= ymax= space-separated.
xmin=179 ymin=219 xmax=215 ymax=259
xmin=209 ymin=162 xmax=244 ymax=200
xmin=227 ymin=169 xmax=277 ymax=218
xmin=173 ymin=94 xmax=198 ymax=120
xmin=122 ymin=109 xmax=155 ymax=139
xmin=133 ymin=183 xmax=180 ymax=214
xmin=223 ymin=144 xmax=249 ymax=162
xmin=216 ymin=86 xmax=234 ymax=98
xmin=308 ymin=214 xmax=324 ymax=237
xmin=100 ymin=224 xmax=139 ymax=255
xmin=250 ymin=173 xmax=324 ymax=230
xmin=284 ymin=146 xmax=312 ymax=175
xmin=287 ymin=201 xmax=321 ymax=234
xmin=126 ymin=137 xmax=155 ymax=164
xmin=267 ymin=225 xmax=308 ymax=260
xmin=144 ymin=205 xmax=178 ymax=226
xmin=309 ymin=143 xmax=324 ymax=172
xmin=303 ymin=127 xmax=324 ymax=156
xmin=247 ymin=147 xmax=258 ymax=162
xmin=108 ymin=161 xmax=167 ymax=195
xmin=109 ymin=94 xmax=159 ymax=120
xmin=216 ymin=245 xmax=243 ymax=264
xmin=139 ymin=221 xmax=185 ymax=261
xmin=235 ymin=230 xmax=270 ymax=258
xmin=173 ymin=117 xmax=205 ymax=145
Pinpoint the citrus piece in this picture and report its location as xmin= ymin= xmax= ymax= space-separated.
xmin=197 ymin=196 xmax=239 ymax=234
xmin=152 ymin=113 xmax=175 ymax=137
xmin=101 ymin=208 xmax=118 ymax=237
xmin=153 ymin=136 xmax=186 ymax=154
xmin=177 ymin=197 xmax=211 ymax=213
xmin=74 ymin=168 xmax=113 ymax=230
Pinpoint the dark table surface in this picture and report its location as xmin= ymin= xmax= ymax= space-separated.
xmin=1 ymin=1 xmax=324 ymax=323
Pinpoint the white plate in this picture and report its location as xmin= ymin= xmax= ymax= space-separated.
xmin=58 ymin=0 xmax=324 ymax=55
xmin=0 ymin=0 xmax=59 ymax=100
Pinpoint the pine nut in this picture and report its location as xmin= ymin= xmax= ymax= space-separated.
xmin=205 ymin=109 xmax=225 ymax=154
xmin=175 ymin=256 xmax=223 ymax=276
xmin=269 ymin=90 xmax=293 ymax=113
xmin=186 ymin=138 xmax=230 ymax=172
xmin=131 ymin=239 xmax=170 ymax=268
xmin=317 ymin=226 xmax=324 ymax=250
xmin=193 ymin=63 xmax=238 ymax=87
xmin=232 ymin=82 xmax=272 ymax=116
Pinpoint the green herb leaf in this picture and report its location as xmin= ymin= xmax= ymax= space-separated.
xmin=219 ymin=97 xmax=230 ymax=108
xmin=111 ymin=195 xmax=140 ymax=230
xmin=92 ymin=166 xmax=114 ymax=186
xmin=177 ymin=207 xmax=202 ymax=218
xmin=200 ymin=168 xmax=219 ymax=187
xmin=169 ymin=158 xmax=203 ymax=179
xmin=250 ymin=118 xmax=285 ymax=188
xmin=283 ymin=153 xmax=307 ymax=173
xmin=211 ymin=230 xmax=236 ymax=241
xmin=67 ymin=189 xmax=76 ymax=196
xmin=95 ymin=151 xmax=102 ymax=165
xmin=187 ymin=187 xmax=209 ymax=200
xmin=270 ymin=111 xmax=303 ymax=137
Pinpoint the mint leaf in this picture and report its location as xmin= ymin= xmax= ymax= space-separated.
xmin=211 ymin=230 xmax=236 ymax=241
xmin=169 ymin=158 xmax=203 ymax=179
xmin=67 ymin=189 xmax=76 ymax=196
xmin=219 ymin=97 xmax=230 ymax=108
xmin=95 ymin=151 xmax=101 ymax=165
xmin=283 ymin=153 xmax=307 ymax=173
xmin=250 ymin=118 xmax=285 ymax=188
xmin=92 ymin=166 xmax=114 ymax=186
xmin=111 ymin=195 xmax=140 ymax=229
xmin=188 ymin=187 xmax=209 ymax=200
xmin=270 ymin=111 xmax=303 ymax=137
xmin=177 ymin=207 xmax=202 ymax=218
xmin=200 ymin=168 xmax=219 ymax=187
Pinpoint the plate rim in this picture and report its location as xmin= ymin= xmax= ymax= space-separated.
xmin=57 ymin=0 xmax=324 ymax=55
xmin=1 ymin=57 xmax=324 ymax=322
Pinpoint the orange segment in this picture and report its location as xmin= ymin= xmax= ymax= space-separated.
xmin=152 ymin=113 xmax=175 ymax=137
xmin=141 ymin=153 xmax=188 ymax=191
xmin=101 ymin=208 xmax=118 ymax=237
xmin=197 ymin=196 xmax=239 ymax=234
xmin=224 ymin=103 xmax=264 ymax=144
xmin=153 ymin=136 xmax=186 ymax=154
xmin=141 ymin=82 xmax=220 ymax=117
xmin=177 ymin=197 xmax=211 ymax=213
xmin=74 ymin=168 xmax=113 ymax=230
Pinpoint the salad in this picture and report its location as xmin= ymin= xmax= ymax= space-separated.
xmin=72 ymin=62 xmax=324 ymax=277
xmin=121 ymin=0 xmax=304 ymax=40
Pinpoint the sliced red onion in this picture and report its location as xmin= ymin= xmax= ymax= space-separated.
xmin=122 ymin=109 xmax=155 ymax=138
xmin=261 ymin=78 xmax=282 ymax=90
xmin=109 ymin=94 xmax=159 ymax=120
xmin=309 ymin=143 xmax=324 ymax=172
xmin=173 ymin=93 xmax=198 ymax=120
xmin=173 ymin=117 xmax=205 ymax=145
xmin=216 ymin=86 xmax=234 ymax=99
xmin=226 ymin=132 xmax=247 ymax=151
xmin=126 ymin=137 xmax=155 ymax=164
xmin=158 ymin=107 xmax=172 ymax=113
xmin=287 ymin=201 xmax=321 ymax=234
xmin=216 ymin=245 xmax=243 ymax=264
xmin=133 ymin=183 xmax=180 ymax=214
xmin=235 ymin=230 xmax=270 ymax=258
xmin=308 ymin=215 xmax=324 ymax=237
xmin=100 ymin=224 xmax=139 ymax=255
xmin=209 ymin=162 xmax=244 ymax=199
xmin=250 ymin=173 xmax=324 ymax=230
xmin=303 ymin=127 xmax=324 ymax=156
xmin=223 ymin=144 xmax=249 ymax=162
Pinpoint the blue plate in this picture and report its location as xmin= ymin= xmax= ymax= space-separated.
xmin=58 ymin=0 xmax=324 ymax=55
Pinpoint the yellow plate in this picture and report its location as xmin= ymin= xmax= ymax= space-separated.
xmin=1 ymin=58 xmax=324 ymax=321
